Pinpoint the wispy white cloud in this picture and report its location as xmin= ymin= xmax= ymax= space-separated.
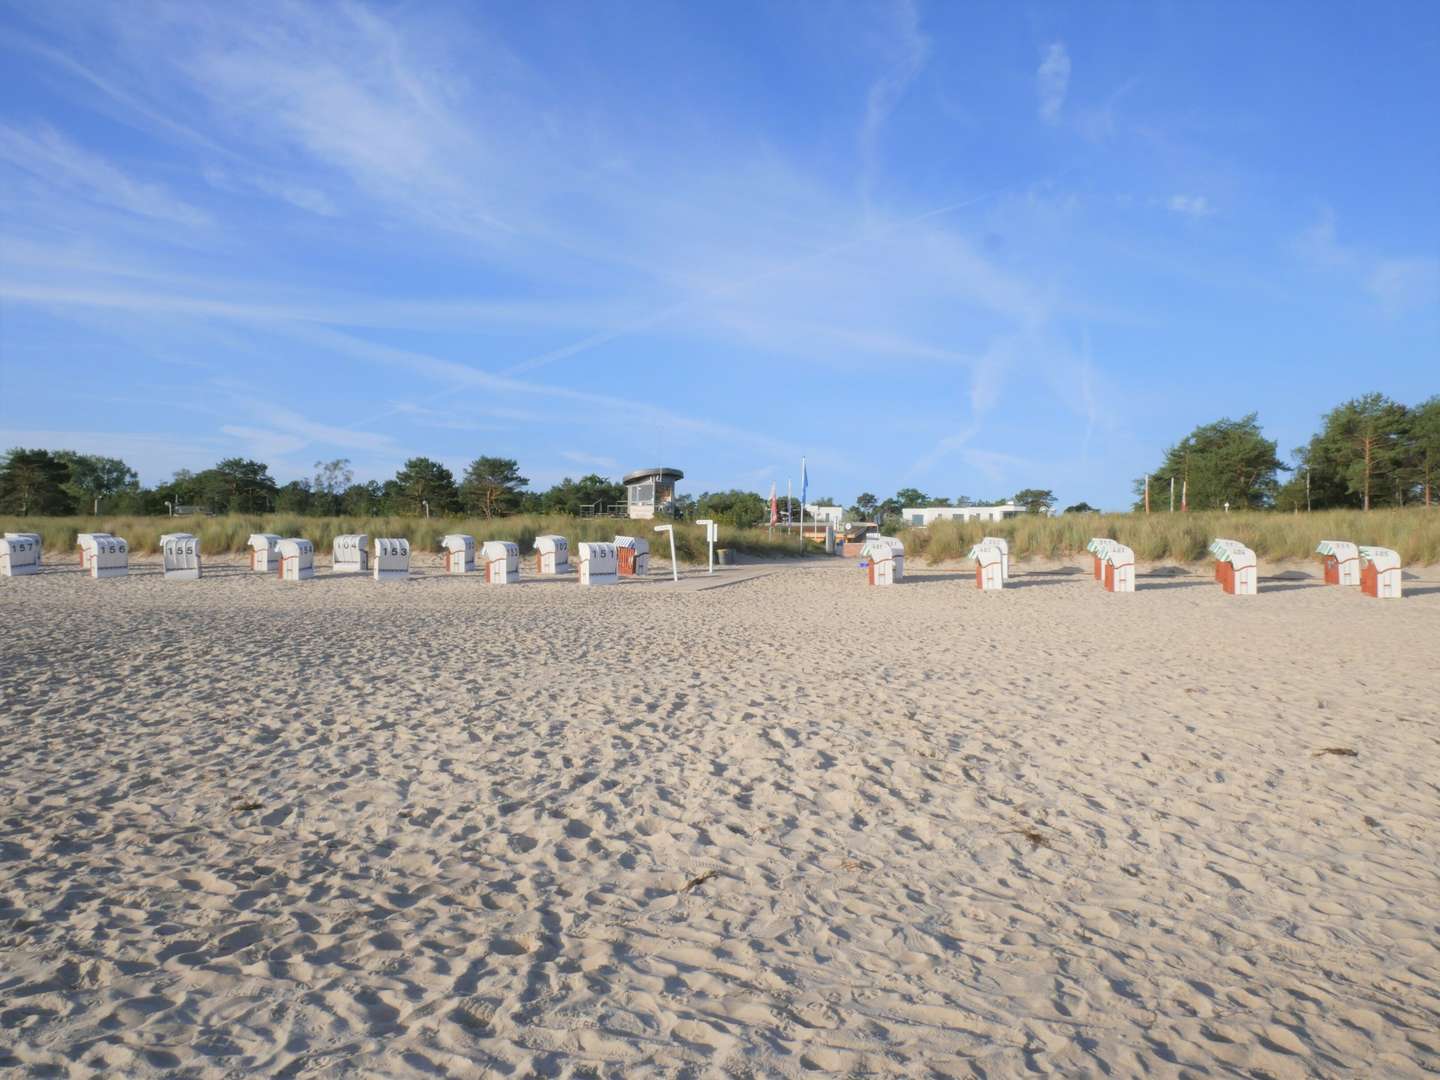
xmin=1294 ymin=207 xmax=1439 ymax=316
xmin=1073 ymin=78 xmax=1138 ymax=143
xmin=1295 ymin=208 xmax=1349 ymax=268
xmin=1037 ymin=42 xmax=1071 ymax=125
xmin=560 ymin=450 xmax=620 ymax=472
xmin=0 ymin=123 xmax=209 ymax=227
xmin=858 ymin=0 xmax=929 ymax=203
xmin=218 ymin=424 xmax=308 ymax=458
xmin=1167 ymin=193 xmax=1213 ymax=217
xmin=1367 ymin=257 xmax=1440 ymax=316
xmin=277 ymin=323 xmax=820 ymax=466
xmin=218 ymin=390 xmax=399 ymax=453
xmin=0 ymin=279 xmax=639 ymax=334
xmin=202 ymin=166 xmax=338 ymax=216
xmin=390 ymin=401 xmax=507 ymax=431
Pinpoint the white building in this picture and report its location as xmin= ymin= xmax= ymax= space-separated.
xmin=903 ymin=503 xmax=1024 ymax=526
xmin=802 ymin=504 xmax=845 ymax=525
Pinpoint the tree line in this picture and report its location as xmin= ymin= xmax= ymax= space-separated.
xmin=1133 ymin=393 xmax=1440 ymax=512
xmin=7 ymin=393 xmax=1433 ymax=520
xmin=0 ymin=444 xmax=1076 ymax=525
xmin=0 ymin=453 xmax=569 ymax=518
xmin=0 ymin=447 xmax=1086 ymax=523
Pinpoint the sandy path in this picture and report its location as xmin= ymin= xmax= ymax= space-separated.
xmin=2 ymin=559 xmax=1438 ymax=1077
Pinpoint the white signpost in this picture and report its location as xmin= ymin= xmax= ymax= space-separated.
xmin=695 ymin=518 xmax=718 ymax=574
xmin=653 ymin=524 xmax=678 ymax=583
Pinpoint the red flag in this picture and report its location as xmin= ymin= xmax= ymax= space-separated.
xmin=769 ymin=482 xmax=778 ymax=525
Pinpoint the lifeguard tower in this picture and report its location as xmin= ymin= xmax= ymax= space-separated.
xmin=623 ymin=467 xmax=683 ymax=520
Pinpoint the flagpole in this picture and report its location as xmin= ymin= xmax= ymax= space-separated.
xmin=787 ymin=480 xmax=792 ymax=539
xmin=800 ymin=455 xmax=807 ymax=544
xmin=1169 ymin=476 xmax=1174 ymax=513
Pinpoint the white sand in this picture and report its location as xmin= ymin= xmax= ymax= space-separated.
xmin=2 ymin=557 xmax=1438 ymax=1077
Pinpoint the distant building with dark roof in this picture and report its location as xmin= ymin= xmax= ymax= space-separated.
xmin=622 ymin=467 xmax=683 ymax=520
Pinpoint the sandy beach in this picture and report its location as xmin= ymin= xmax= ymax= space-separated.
xmin=2 ymin=556 xmax=1438 ymax=1078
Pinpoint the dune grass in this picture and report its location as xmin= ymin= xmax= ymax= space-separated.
xmin=9 ymin=507 xmax=1437 ymax=565
xmin=896 ymin=508 xmax=1440 ymax=566
xmin=0 ymin=513 xmax=810 ymax=563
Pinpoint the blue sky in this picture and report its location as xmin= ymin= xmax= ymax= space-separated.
xmin=1 ymin=1 xmax=1436 ymax=509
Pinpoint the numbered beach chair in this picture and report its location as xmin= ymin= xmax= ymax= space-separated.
xmin=980 ymin=536 xmax=1009 ymax=581
xmin=1087 ymin=538 xmax=1119 ymax=582
xmin=614 ymin=535 xmax=650 ymax=577
xmin=969 ymin=543 xmax=1004 ymax=591
xmin=332 ymin=533 xmax=369 ymax=573
xmin=277 ymin=538 xmax=314 ymax=581
xmin=534 ymin=535 xmax=569 ymax=575
xmin=248 ymin=533 xmax=282 ymax=572
xmin=1315 ymin=540 xmax=1360 ymax=587
xmin=1209 ymin=539 xmax=1256 ymax=595
xmin=1101 ymin=542 xmax=1135 ymax=593
xmin=482 ymin=540 xmax=520 ymax=584
xmin=373 ymin=538 xmax=410 ymax=581
xmin=81 ymin=534 xmax=128 ymax=579
xmin=0 ymin=534 xmax=40 ymax=576
xmin=161 ymin=533 xmax=202 ymax=580
xmin=442 ymin=534 xmax=476 ymax=574
xmin=577 ymin=542 xmax=619 ymax=585
xmin=4 ymin=532 xmax=42 ymax=566
xmin=76 ymin=532 xmax=111 ymax=566
xmin=1358 ymin=546 xmax=1402 ymax=599
xmin=861 ymin=536 xmax=905 ymax=586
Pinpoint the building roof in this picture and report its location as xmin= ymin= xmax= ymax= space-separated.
xmin=622 ymin=466 xmax=684 ymax=485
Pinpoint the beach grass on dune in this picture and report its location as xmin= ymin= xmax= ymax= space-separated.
xmin=0 ymin=513 xmax=810 ymax=563
xmin=895 ymin=507 xmax=1440 ymax=566
xmin=5 ymin=506 xmax=1437 ymax=565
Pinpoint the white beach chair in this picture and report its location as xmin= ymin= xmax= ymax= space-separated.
xmin=861 ymin=536 xmax=905 ymax=586
xmin=1087 ymin=538 xmax=1119 ymax=582
xmin=1209 ymin=538 xmax=1256 ymax=595
xmin=332 ymin=534 xmax=369 ymax=573
xmin=248 ymin=533 xmax=282 ymax=573
xmin=969 ymin=543 xmax=1004 ymax=591
xmin=82 ymin=534 xmax=128 ymax=579
xmin=1315 ymin=540 xmax=1360 ymax=587
xmin=980 ymin=536 xmax=1009 ymax=580
xmin=1358 ymin=546 xmax=1402 ymax=599
xmin=1101 ymin=543 xmax=1135 ymax=593
xmin=277 ymin=539 xmax=314 ymax=580
xmin=442 ymin=534 xmax=476 ymax=574
xmin=534 ymin=535 xmax=569 ymax=574
xmin=0 ymin=535 xmax=41 ymax=577
xmin=614 ymin=535 xmax=650 ymax=576
xmin=4 ymin=532 xmax=42 ymax=567
xmin=161 ymin=533 xmax=202 ymax=581
xmin=482 ymin=540 xmax=520 ymax=584
xmin=373 ymin=538 xmax=410 ymax=581
xmin=577 ymin=542 xmax=619 ymax=585
xmin=76 ymin=532 xmax=111 ymax=567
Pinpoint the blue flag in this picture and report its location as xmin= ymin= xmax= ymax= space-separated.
xmin=800 ymin=456 xmax=807 ymax=513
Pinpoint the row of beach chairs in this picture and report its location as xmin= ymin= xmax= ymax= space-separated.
xmin=0 ymin=530 xmax=1408 ymax=599
xmin=0 ymin=531 xmax=653 ymax=586
xmin=847 ymin=531 xmax=1403 ymax=599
